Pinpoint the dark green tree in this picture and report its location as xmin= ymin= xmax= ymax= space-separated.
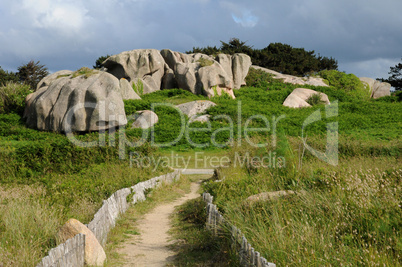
xmin=93 ymin=55 xmax=111 ymax=69
xmin=219 ymin=38 xmax=254 ymax=54
xmin=186 ymin=46 xmax=220 ymax=55
xmin=186 ymin=38 xmax=338 ymax=76
xmin=0 ymin=67 xmax=19 ymax=86
xmin=17 ymin=60 xmax=49 ymax=91
xmin=379 ymin=58 xmax=402 ymax=91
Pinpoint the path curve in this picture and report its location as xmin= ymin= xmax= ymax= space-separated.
xmin=116 ymin=181 xmax=201 ymax=267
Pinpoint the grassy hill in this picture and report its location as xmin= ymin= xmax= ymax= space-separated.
xmin=0 ymin=69 xmax=401 ymax=265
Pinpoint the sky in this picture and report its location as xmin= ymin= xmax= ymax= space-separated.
xmin=1 ymin=0 xmax=401 ymax=80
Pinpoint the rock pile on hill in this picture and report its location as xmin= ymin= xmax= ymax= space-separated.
xmin=359 ymin=77 xmax=391 ymax=99
xmin=251 ymin=65 xmax=329 ymax=87
xmin=25 ymin=49 xmax=252 ymax=132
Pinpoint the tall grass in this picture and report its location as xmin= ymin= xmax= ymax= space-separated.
xmin=0 ymin=82 xmax=32 ymax=115
xmin=204 ymin=139 xmax=402 ymax=265
xmin=0 ymin=161 xmax=168 ymax=266
xmin=0 ymin=186 xmax=61 ymax=266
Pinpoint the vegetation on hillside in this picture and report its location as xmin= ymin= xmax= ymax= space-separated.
xmin=188 ymin=38 xmax=338 ymax=76
xmin=0 ymin=51 xmax=400 ymax=266
xmin=0 ymin=60 xmax=48 ymax=92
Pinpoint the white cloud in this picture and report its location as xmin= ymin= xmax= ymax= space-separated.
xmin=232 ymin=11 xmax=259 ymax=28
xmin=18 ymin=0 xmax=89 ymax=32
xmin=220 ymin=1 xmax=259 ymax=27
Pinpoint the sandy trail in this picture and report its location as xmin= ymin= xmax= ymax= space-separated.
xmin=116 ymin=181 xmax=201 ymax=267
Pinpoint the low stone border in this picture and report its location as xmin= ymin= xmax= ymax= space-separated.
xmin=36 ymin=234 xmax=85 ymax=267
xmin=203 ymin=193 xmax=276 ymax=267
xmin=36 ymin=170 xmax=181 ymax=267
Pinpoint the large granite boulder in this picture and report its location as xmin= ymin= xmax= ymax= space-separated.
xmin=174 ymin=61 xmax=199 ymax=94
xmin=102 ymin=49 xmax=165 ymax=94
xmin=214 ymin=53 xmax=252 ymax=89
xmin=24 ymin=68 xmax=130 ymax=132
xmin=119 ymin=78 xmax=141 ymax=100
xmin=251 ymin=65 xmax=329 ymax=87
xmin=36 ymin=70 xmax=73 ymax=91
xmin=359 ymin=77 xmax=391 ymax=98
xmin=56 ymin=218 xmax=106 ymax=266
xmin=283 ymin=88 xmax=330 ymax=108
xmin=231 ymin=53 xmax=252 ymax=89
xmin=161 ymin=49 xmax=250 ymax=98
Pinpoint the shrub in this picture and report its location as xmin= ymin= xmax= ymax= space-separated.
xmin=0 ymin=82 xmax=32 ymax=115
xmin=245 ymin=67 xmax=276 ymax=88
xmin=306 ymin=93 xmax=325 ymax=105
xmin=197 ymin=57 xmax=214 ymax=67
xmin=319 ymin=70 xmax=370 ymax=100
xmin=132 ymin=79 xmax=144 ymax=96
xmin=0 ymin=67 xmax=19 ymax=86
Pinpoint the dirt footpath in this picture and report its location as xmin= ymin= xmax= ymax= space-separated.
xmin=116 ymin=181 xmax=201 ymax=267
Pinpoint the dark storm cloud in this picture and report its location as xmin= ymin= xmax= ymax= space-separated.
xmin=1 ymin=0 xmax=401 ymax=79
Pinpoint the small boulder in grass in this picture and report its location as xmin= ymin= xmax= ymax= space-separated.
xmin=283 ymin=88 xmax=330 ymax=108
xmin=56 ymin=218 xmax=106 ymax=266
xmin=131 ymin=110 xmax=159 ymax=129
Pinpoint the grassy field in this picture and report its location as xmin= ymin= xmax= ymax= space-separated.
xmin=203 ymin=145 xmax=401 ymax=265
xmin=0 ymin=70 xmax=401 ymax=266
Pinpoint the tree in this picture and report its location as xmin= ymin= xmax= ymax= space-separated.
xmin=0 ymin=67 xmax=19 ymax=86
xmin=379 ymin=58 xmax=402 ymax=91
xmin=219 ymin=38 xmax=253 ymax=54
xmin=18 ymin=60 xmax=49 ymax=91
xmin=186 ymin=38 xmax=338 ymax=76
xmin=93 ymin=55 xmax=111 ymax=69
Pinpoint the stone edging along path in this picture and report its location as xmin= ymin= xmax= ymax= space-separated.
xmin=36 ymin=169 xmax=181 ymax=267
xmin=36 ymin=168 xmax=276 ymax=267
xmin=203 ymin=192 xmax=276 ymax=267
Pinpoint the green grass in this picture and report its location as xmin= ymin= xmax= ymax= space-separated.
xmin=132 ymin=79 xmax=144 ymax=96
xmin=104 ymin=175 xmax=193 ymax=266
xmin=104 ymin=174 xmax=231 ymax=266
xmin=168 ymin=197 xmax=239 ymax=266
xmin=71 ymin=67 xmax=97 ymax=79
xmin=0 ymin=82 xmax=32 ymax=115
xmin=123 ymin=87 xmax=401 ymax=151
xmin=203 ymin=141 xmax=402 ymax=266
xmin=0 ymin=70 xmax=401 ymax=266
xmin=0 ymin=162 xmax=167 ymax=266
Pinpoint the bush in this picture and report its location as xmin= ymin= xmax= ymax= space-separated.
xmin=245 ymin=67 xmax=276 ymax=88
xmin=306 ymin=93 xmax=325 ymax=106
xmin=319 ymin=70 xmax=370 ymax=100
xmin=0 ymin=67 xmax=19 ymax=86
xmin=0 ymin=82 xmax=32 ymax=115
xmin=196 ymin=57 xmax=214 ymax=67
